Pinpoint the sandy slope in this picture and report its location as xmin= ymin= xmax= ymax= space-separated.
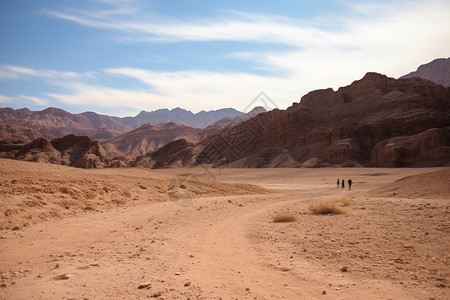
xmin=0 ymin=159 xmax=449 ymax=299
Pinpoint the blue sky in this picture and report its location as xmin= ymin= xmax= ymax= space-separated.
xmin=0 ymin=0 xmax=449 ymax=116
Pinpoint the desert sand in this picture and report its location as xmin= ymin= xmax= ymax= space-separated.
xmin=0 ymin=159 xmax=449 ymax=299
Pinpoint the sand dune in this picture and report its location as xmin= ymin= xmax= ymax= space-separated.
xmin=0 ymin=159 xmax=449 ymax=299
xmin=0 ymin=159 xmax=267 ymax=230
xmin=373 ymin=167 xmax=450 ymax=198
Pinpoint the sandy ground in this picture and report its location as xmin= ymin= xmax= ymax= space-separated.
xmin=0 ymin=159 xmax=449 ymax=299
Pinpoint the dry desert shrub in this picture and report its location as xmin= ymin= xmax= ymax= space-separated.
xmin=309 ymin=200 xmax=347 ymax=215
xmin=337 ymin=196 xmax=351 ymax=206
xmin=273 ymin=214 xmax=298 ymax=223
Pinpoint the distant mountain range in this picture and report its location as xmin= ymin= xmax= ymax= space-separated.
xmin=124 ymin=107 xmax=243 ymax=129
xmin=0 ymin=106 xmax=244 ymax=141
xmin=0 ymin=58 xmax=449 ymax=167
xmin=0 ymin=106 xmax=266 ymax=157
xmin=0 ymin=107 xmax=243 ymax=137
xmin=400 ymin=57 xmax=450 ymax=87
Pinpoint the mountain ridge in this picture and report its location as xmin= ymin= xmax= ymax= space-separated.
xmin=143 ymin=72 xmax=450 ymax=168
xmin=400 ymin=57 xmax=450 ymax=87
xmin=0 ymin=106 xmax=247 ymax=143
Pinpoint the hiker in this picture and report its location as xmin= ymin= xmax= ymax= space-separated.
xmin=341 ymin=179 xmax=345 ymax=189
xmin=348 ymin=179 xmax=352 ymax=190
xmin=337 ymin=178 xmax=340 ymax=187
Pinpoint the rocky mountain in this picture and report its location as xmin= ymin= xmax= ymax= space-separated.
xmin=101 ymin=106 xmax=267 ymax=158
xmin=0 ymin=134 xmax=106 ymax=168
xmin=147 ymin=73 xmax=450 ymax=168
xmin=0 ymin=122 xmax=54 ymax=142
xmin=123 ymin=107 xmax=243 ymax=129
xmin=198 ymin=106 xmax=267 ymax=140
xmin=101 ymin=122 xmax=202 ymax=157
xmin=128 ymin=107 xmax=268 ymax=167
xmin=130 ymin=139 xmax=202 ymax=169
xmin=0 ymin=107 xmax=245 ymax=144
xmin=400 ymin=57 xmax=450 ymax=87
xmin=0 ymin=107 xmax=98 ymax=138
xmin=79 ymin=111 xmax=133 ymax=132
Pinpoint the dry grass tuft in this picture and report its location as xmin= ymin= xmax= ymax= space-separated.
xmin=309 ymin=200 xmax=347 ymax=215
xmin=273 ymin=214 xmax=298 ymax=223
xmin=337 ymin=196 xmax=351 ymax=207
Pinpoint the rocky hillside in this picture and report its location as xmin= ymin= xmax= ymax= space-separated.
xmin=101 ymin=122 xmax=202 ymax=157
xmin=147 ymin=73 xmax=450 ymax=168
xmin=0 ymin=107 xmax=95 ymax=139
xmin=400 ymin=57 xmax=450 ymax=87
xmin=0 ymin=134 xmax=106 ymax=168
xmin=0 ymin=122 xmax=54 ymax=142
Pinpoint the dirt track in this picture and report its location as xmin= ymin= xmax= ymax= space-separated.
xmin=0 ymin=160 xmax=449 ymax=299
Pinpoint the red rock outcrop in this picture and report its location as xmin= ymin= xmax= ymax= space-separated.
xmin=0 ymin=134 xmax=106 ymax=168
xmin=51 ymin=134 xmax=106 ymax=168
xmin=1 ymin=138 xmax=61 ymax=164
xmin=371 ymin=127 xmax=450 ymax=167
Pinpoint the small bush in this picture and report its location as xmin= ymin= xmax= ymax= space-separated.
xmin=273 ymin=214 xmax=297 ymax=223
xmin=309 ymin=201 xmax=346 ymax=215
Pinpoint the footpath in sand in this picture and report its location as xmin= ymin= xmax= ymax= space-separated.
xmin=0 ymin=159 xmax=449 ymax=299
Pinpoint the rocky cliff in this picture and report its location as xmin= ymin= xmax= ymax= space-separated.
xmin=150 ymin=73 xmax=450 ymax=168
xmin=0 ymin=134 xmax=106 ymax=168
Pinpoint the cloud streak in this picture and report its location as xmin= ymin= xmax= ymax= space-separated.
xmin=0 ymin=94 xmax=14 ymax=104
xmin=18 ymin=95 xmax=48 ymax=106
xmin=41 ymin=1 xmax=450 ymax=49
xmin=0 ymin=65 xmax=80 ymax=80
xmin=41 ymin=0 xmax=450 ymax=79
xmin=41 ymin=6 xmax=335 ymax=46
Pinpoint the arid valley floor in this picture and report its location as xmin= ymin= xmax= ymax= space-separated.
xmin=0 ymin=159 xmax=449 ymax=299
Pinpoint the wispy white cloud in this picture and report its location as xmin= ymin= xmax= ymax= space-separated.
xmin=0 ymin=65 xmax=81 ymax=80
xmin=46 ymin=69 xmax=295 ymax=113
xmin=41 ymin=0 xmax=450 ymax=79
xmin=41 ymin=6 xmax=329 ymax=45
xmin=0 ymin=94 xmax=48 ymax=107
xmin=0 ymin=94 xmax=14 ymax=104
xmin=18 ymin=95 xmax=48 ymax=106
xmin=40 ymin=0 xmax=450 ymax=49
